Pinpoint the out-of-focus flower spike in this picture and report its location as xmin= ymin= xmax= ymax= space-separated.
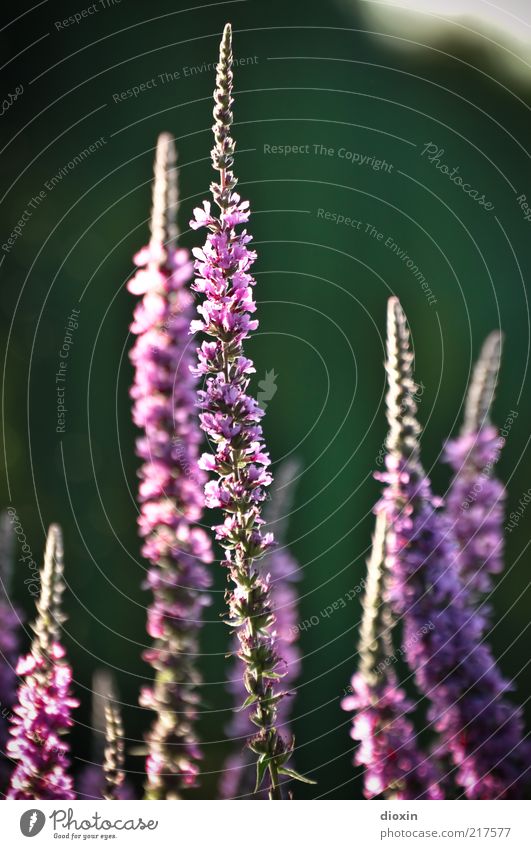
xmin=128 ymin=131 xmax=213 ymax=799
xmin=93 ymin=669 xmax=116 ymax=745
xmin=380 ymin=297 xmax=530 ymax=799
xmin=265 ymin=459 xmax=301 ymax=544
xmin=342 ymin=513 xmax=443 ymax=799
xmin=77 ymin=671 xmax=135 ymax=800
xmin=462 ymin=331 xmax=503 ymax=435
xmin=0 ymin=511 xmax=15 ymax=590
xmin=150 ymin=131 xmax=179 ymax=251
xmin=102 ymin=695 xmax=126 ymax=801
xmin=8 ymin=525 xmax=78 ymax=800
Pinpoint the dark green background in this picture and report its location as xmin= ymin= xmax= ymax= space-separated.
xmin=1 ymin=0 xmax=530 ymax=798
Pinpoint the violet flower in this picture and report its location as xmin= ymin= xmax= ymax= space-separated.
xmin=0 ymin=512 xmax=22 ymax=789
xmin=342 ymin=513 xmax=443 ymax=799
xmin=444 ymin=332 xmax=505 ymax=616
xmin=128 ymin=132 xmax=213 ymax=799
xmin=7 ymin=525 xmax=78 ymax=800
xmin=378 ymin=297 xmax=529 ymax=799
xmin=220 ymin=460 xmax=302 ymax=799
xmin=77 ymin=671 xmax=134 ymax=800
xmin=190 ymin=24 xmax=309 ymax=798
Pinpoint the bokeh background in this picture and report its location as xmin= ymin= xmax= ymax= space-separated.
xmin=1 ymin=0 xmax=530 ymax=799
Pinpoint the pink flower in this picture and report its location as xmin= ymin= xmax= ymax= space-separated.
xmin=190 ymin=24 xmax=301 ymax=800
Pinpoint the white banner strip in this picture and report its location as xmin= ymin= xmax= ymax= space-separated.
xmin=0 ymin=800 xmax=529 ymax=848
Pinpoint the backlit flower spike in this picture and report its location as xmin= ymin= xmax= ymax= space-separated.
xmin=77 ymin=670 xmax=134 ymax=799
xmin=462 ymin=331 xmax=503 ymax=436
xmin=102 ymin=693 xmax=126 ymax=801
xmin=191 ymin=24 xmax=311 ymax=798
xmin=379 ymin=298 xmax=529 ymax=799
xmin=128 ymin=132 xmax=213 ymax=799
xmin=444 ymin=332 xmax=506 ymax=609
xmin=221 ymin=459 xmax=303 ymax=799
xmin=342 ymin=512 xmax=443 ymax=800
xmin=7 ymin=525 xmax=78 ymax=800
xmin=0 ymin=512 xmax=22 ymax=789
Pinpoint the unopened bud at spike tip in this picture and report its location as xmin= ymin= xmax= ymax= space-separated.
xmin=462 ymin=330 xmax=503 ymax=435
xmin=150 ymin=132 xmax=179 ymax=252
xmin=33 ymin=524 xmax=66 ymax=655
xmin=385 ymin=297 xmax=421 ymax=464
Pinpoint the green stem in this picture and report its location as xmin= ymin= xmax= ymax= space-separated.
xmin=269 ymin=759 xmax=283 ymax=800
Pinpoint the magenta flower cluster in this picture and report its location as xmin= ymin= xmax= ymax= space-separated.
xmin=7 ymin=526 xmax=78 ymax=800
xmin=8 ymin=644 xmax=77 ymax=800
xmin=342 ymin=514 xmax=443 ymax=800
xmin=344 ymin=673 xmax=443 ymax=800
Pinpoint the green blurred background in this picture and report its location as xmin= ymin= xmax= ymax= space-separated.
xmin=1 ymin=0 xmax=530 ymax=798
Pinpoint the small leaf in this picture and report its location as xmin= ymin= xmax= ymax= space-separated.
xmin=239 ymin=694 xmax=258 ymax=710
xmin=255 ymin=757 xmax=268 ymax=793
xmin=278 ymin=767 xmax=317 ymax=785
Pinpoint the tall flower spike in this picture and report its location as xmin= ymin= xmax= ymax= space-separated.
xmin=7 ymin=525 xmax=78 ymax=800
xmin=128 ymin=132 xmax=213 ymax=799
xmin=0 ymin=512 xmax=22 ymax=789
xmin=77 ymin=671 xmax=134 ymax=799
xmin=191 ymin=24 xmax=310 ymax=798
xmin=342 ymin=513 xmax=443 ymax=799
xmin=444 ymin=332 xmax=506 ymax=611
xmin=379 ymin=298 xmax=529 ymax=799
xmin=221 ymin=460 xmax=303 ymax=799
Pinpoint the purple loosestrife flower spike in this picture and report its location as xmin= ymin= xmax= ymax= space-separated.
xmin=0 ymin=512 xmax=22 ymax=789
xmin=128 ymin=132 xmax=213 ymax=799
xmin=379 ymin=298 xmax=529 ymax=799
xmin=7 ymin=525 xmax=78 ymax=800
xmin=191 ymin=24 xmax=309 ymax=799
xmin=77 ymin=671 xmax=134 ymax=800
xmin=220 ymin=460 xmax=303 ymax=799
xmin=342 ymin=513 xmax=443 ymax=799
xmin=444 ymin=333 xmax=506 ymax=612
